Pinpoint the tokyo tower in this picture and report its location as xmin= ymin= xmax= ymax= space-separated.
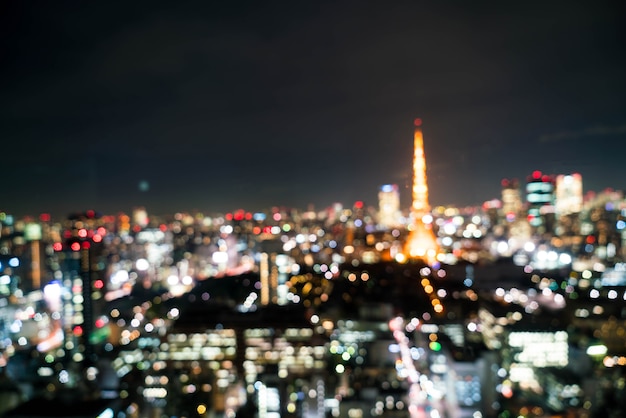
xmin=405 ymin=119 xmax=439 ymax=262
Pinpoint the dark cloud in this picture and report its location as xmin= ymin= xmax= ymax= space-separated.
xmin=539 ymin=125 xmax=626 ymax=143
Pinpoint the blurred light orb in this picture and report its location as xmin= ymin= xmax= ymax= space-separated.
xmin=138 ymin=180 xmax=150 ymax=192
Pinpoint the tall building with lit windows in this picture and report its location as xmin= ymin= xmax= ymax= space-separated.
xmin=501 ymin=178 xmax=523 ymax=222
xmin=53 ymin=211 xmax=108 ymax=375
xmin=554 ymin=173 xmax=583 ymax=237
xmin=378 ymin=184 xmax=400 ymax=229
xmin=526 ymin=170 xmax=556 ymax=232
xmin=555 ymin=173 xmax=583 ymax=216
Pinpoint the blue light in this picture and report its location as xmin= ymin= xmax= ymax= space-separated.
xmin=617 ymin=220 xmax=626 ymax=230
xmin=8 ymin=257 xmax=19 ymax=268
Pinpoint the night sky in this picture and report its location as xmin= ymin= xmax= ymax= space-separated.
xmin=2 ymin=1 xmax=625 ymax=219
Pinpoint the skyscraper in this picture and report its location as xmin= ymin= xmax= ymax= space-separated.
xmin=555 ymin=173 xmax=583 ymax=216
xmin=501 ymin=178 xmax=523 ymax=222
xmin=378 ymin=184 xmax=400 ymax=229
xmin=405 ymin=119 xmax=438 ymax=262
xmin=526 ymin=170 xmax=556 ymax=232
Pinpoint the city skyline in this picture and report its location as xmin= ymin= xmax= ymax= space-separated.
xmin=1 ymin=1 xmax=625 ymax=218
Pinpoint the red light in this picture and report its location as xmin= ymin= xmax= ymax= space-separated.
xmin=532 ymin=170 xmax=542 ymax=179
xmin=501 ymin=179 xmax=509 ymax=187
xmin=70 ymin=242 xmax=81 ymax=251
xmin=97 ymin=227 xmax=106 ymax=236
xmin=39 ymin=213 xmax=51 ymax=222
xmin=86 ymin=210 xmax=95 ymax=218
xmin=263 ymin=226 xmax=272 ymax=234
xmin=501 ymin=386 xmax=513 ymax=399
xmin=414 ymin=118 xmax=422 ymax=127
xmin=78 ymin=229 xmax=88 ymax=238
xmin=234 ymin=210 xmax=244 ymax=221
xmin=81 ymin=241 xmax=91 ymax=249
xmin=53 ymin=242 xmax=63 ymax=252
xmin=354 ymin=201 xmax=364 ymax=209
xmin=253 ymin=226 xmax=261 ymax=234
xmin=159 ymin=224 xmax=167 ymax=232
xmin=245 ymin=212 xmax=252 ymax=220
xmin=73 ymin=326 xmax=83 ymax=337
xmin=92 ymin=234 xmax=102 ymax=243
xmin=225 ymin=213 xmax=233 ymax=221
xmin=95 ymin=318 xmax=106 ymax=328
xmin=586 ymin=235 xmax=596 ymax=244
xmin=63 ymin=230 xmax=72 ymax=239
xmin=132 ymin=225 xmax=141 ymax=233
xmin=94 ymin=279 xmax=104 ymax=289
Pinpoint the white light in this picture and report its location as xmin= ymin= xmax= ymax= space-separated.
xmin=559 ymin=253 xmax=572 ymax=265
xmin=586 ymin=344 xmax=607 ymax=356
xmin=96 ymin=408 xmax=114 ymax=418
xmin=220 ymin=225 xmax=233 ymax=234
xmin=524 ymin=242 xmax=536 ymax=252
xmin=212 ymin=251 xmax=228 ymax=264
xmin=59 ymin=369 xmax=69 ymax=384
xmin=136 ymin=259 xmax=150 ymax=271
xmin=443 ymin=223 xmax=456 ymax=235
xmin=110 ymin=269 xmax=130 ymax=285
xmin=9 ymin=257 xmax=19 ymax=267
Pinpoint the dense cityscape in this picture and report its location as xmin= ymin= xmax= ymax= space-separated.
xmin=1 ymin=122 xmax=626 ymax=418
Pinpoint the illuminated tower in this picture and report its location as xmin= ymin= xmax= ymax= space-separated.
xmin=405 ymin=119 xmax=438 ymax=262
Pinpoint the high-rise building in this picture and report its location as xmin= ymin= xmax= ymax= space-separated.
xmin=132 ymin=207 xmax=149 ymax=228
xmin=526 ymin=170 xmax=555 ymax=231
xmin=405 ymin=119 xmax=438 ymax=262
xmin=555 ymin=173 xmax=583 ymax=216
xmin=501 ymin=179 xmax=523 ymax=222
xmin=378 ymin=184 xmax=400 ymax=229
xmin=56 ymin=211 xmax=108 ymax=371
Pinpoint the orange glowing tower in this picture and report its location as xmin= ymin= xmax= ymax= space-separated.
xmin=405 ymin=119 xmax=438 ymax=262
